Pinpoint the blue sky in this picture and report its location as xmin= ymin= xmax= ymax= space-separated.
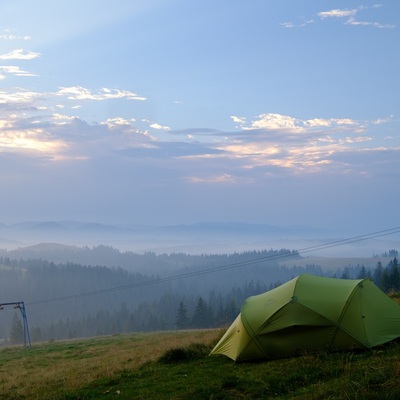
xmin=0 ymin=1 xmax=399 ymax=233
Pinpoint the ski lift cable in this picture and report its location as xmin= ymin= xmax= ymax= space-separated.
xmin=27 ymin=226 xmax=400 ymax=306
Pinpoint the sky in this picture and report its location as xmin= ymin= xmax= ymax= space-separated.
xmin=1 ymin=0 xmax=399 ymax=234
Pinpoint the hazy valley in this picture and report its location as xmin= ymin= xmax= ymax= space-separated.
xmin=1 ymin=220 xmax=398 ymax=345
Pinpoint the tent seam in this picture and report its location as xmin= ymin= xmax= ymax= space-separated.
xmin=330 ymin=278 xmax=368 ymax=348
xmin=240 ymin=276 xmax=301 ymax=359
xmin=240 ymin=306 xmax=271 ymax=359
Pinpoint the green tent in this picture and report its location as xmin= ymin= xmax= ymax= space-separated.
xmin=210 ymin=274 xmax=400 ymax=361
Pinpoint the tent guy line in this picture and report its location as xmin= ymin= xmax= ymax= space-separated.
xmin=26 ymin=226 xmax=400 ymax=307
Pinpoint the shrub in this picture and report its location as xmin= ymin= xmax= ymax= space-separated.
xmin=158 ymin=343 xmax=209 ymax=363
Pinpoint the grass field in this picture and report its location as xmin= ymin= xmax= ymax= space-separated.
xmin=1 ymin=329 xmax=400 ymax=399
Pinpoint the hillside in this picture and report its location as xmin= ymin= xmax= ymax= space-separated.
xmin=1 ymin=330 xmax=400 ymax=399
xmin=279 ymin=255 xmax=389 ymax=272
xmin=1 ymin=246 xmax=398 ymax=343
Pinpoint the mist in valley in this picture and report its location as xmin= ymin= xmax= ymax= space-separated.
xmin=1 ymin=220 xmax=399 ymax=346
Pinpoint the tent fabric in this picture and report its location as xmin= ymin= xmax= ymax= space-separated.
xmin=210 ymin=274 xmax=400 ymax=361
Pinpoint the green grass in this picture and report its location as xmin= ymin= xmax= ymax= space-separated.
xmin=1 ymin=331 xmax=400 ymax=399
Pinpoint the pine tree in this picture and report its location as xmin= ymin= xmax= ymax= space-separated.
xmin=341 ymin=267 xmax=350 ymax=279
xmin=9 ymin=313 xmax=24 ymax=345
xmin=175 ymin=301 xmax=189 ymax=330
xmin=192 ymin=297 xmax=212 ymax=328
xmin=381 ymin=269 xmax=390 ymax=293
xmin=388 ymin=258 xmax=400 ymax=291
xmin=358 ymin=265 xmax=367 ymax=279
xmin=225 ymin=299 xmax=238 ymax=323
xmin=373 ymin=261 xmax=384 ymax=288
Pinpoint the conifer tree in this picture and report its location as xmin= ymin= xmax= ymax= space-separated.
xmin=388 ymin=258 xmax=400 ymax=291
xmin=373 ymin=261 xmax=384 ymax=288
xmin=357 ymin=265 xmax=367 ymax=279
xmin=192 ymin=297 xmax=211 ymax=328
xmin=175 ymin=301 xmax=189 ymax=330
xmin=9 ymin=313 xmax=24 ymax=345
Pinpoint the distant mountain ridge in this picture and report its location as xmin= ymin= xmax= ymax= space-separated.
xmin=0 ymin=220 xmax=394 ymax=257
xmin=0 ymin=220 xmax=330 ymax=244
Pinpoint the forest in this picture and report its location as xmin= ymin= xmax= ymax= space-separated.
xmin=0 ymin=246 xmax=399 ymax=345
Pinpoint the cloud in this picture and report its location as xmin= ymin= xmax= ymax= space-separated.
xmin=0 ymin=34 xmax=31 ymax=40
xmin=318 ymin=9 xmax=357 ymax=19
xmin=149 ymin=122 xmax=171 ymax=131
xmin=280 ymin=22 xmax=296 ymax=29
xmin=0 ymin=82 xmax=155 ymax=164
xmin=1 ymin=78 xmax=397 ymax=189
xmin=231 ymin=116 xmax=246 ymax=125
xmin=304 ymin=118 xmax=358 ymax=128
xmin=0 ymin=114 xmax=67 ymax=154
xmin=101 ymin=117 xmax=137 ymax=128
xmin=345 ymin=17 xmax=395 ymax=29
xmin=248 ymin=113 xmax=301 ymax=132
xmin=142 ymin=119 xmax=171 ymax=131
xmin=1 ymin=99 xmax=399 ymax=234
xmin=0 ymin=86 xmax=146 ymax=110
xmin=51 ymin=113 xmax=81 ymax=126
xmin=198 ymin=113 xmax=392 ymax=175
xmin=0 ymin=65 xmax=37 ymax=78
xmin=0 ymin=49 xmax=40 ymax=60
xmin=0 ymin=89 xmax=42 ymax=104
xmin=231 ymin=113 xmax=360 ymax=134
xmin=319 ymin=6 xmax=396 ymax=29
xmin=0 ymin=130 xmax=65 ymax=153
xmin=280 ymin=20 xmax=314 ymax=29
xmin=0 ymin=87 xmax=149 ymax=163
xmin=283 ymin=5 xmax=395 ymax=29
xmin=184 ymin=173 xmax=240 ymax=184
xmin=56 ymin=86 xmax=146 ymax=101
xmin=0 ymin=29 xmax=31 ymax=41
xmin=372 ymin=115 xmax=394 ymax=125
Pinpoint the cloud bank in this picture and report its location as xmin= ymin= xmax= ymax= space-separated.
xmin=282 ymin=5 xmax=396 ymax=29
xmin=1 ymin=83 xmax=396 ymax=182
xmin=0 ymin=3 xmax=398 ymax=231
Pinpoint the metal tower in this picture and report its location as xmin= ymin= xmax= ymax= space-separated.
xmin=0 ymin=301 xmax=31 ymax=348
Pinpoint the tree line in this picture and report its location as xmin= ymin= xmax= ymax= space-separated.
xmin=1 ymin=252 xmax=399 ymax=345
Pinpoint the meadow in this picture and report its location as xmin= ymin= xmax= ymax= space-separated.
xmin=1 ymin=329 xmax=400 ymax=399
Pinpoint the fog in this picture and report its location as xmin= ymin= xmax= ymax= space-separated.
xmin=1 ymin=221 xmax=399 ymax=258
xmin=1 ymin=220 xmax=399 ymax=345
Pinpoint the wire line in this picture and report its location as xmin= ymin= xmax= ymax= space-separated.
xmin=27 ymin=226 xmax=400 ymax=306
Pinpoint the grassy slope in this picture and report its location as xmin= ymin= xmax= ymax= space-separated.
xmin=1 ymin=330 xmax=400 ymax=400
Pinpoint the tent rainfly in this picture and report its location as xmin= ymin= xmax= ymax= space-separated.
xmin=210 ymin=274 xmax=400 ymax=361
